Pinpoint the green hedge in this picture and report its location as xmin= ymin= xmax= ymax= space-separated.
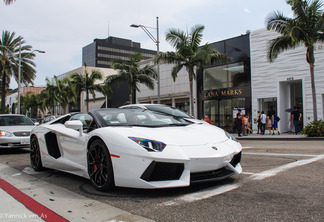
xmin=301 ymin=120 xmax=324 ymax=137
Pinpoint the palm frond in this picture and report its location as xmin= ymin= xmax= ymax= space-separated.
xmin=267 ymin=35 xmax=297 ymax=62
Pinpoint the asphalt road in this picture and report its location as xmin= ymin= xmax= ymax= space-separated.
xmin=0 ymin=140 xmax=323 ymax=222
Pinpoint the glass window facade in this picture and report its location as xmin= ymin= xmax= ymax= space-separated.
xmin=204 ymin=62 xmax=247 ymax=89
xmin=197 ymin=34 xmax=251 ymax=132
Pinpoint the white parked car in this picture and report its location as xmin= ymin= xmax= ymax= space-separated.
xmin=0 ymin=114 xmax=36 ymax=149
xmin=30 ymin=108 xmax=242 ymax=191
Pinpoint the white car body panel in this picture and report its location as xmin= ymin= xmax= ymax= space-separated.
xmin=31 ymin=109 xmax=242 ymax=189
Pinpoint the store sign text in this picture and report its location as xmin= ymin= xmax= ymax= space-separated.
xmin=204 ymin=89 xmax=243 ymax=99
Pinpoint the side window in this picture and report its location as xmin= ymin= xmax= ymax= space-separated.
xmin=70 ymin=114 xmax=93 ymax=133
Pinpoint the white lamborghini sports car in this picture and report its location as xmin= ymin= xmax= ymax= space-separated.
xmin=30 ymin=107 xmax=242 ymax=191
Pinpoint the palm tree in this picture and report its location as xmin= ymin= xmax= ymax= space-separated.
xmin=0 ymin=31 xmax=36 ymax=113
xmin=266 ymin=0 xmax=324 ymax=121
xmin=70 ymin=63 xmax=103 ymax=112
xmin=105 ymin=52 xmax=157 ymax=105
xmin=4 ymin=0 xmax=15 ymax=5
xmin=41 ymin=77 xmax=57 ymax=115
xmin=155 ymin=25 xmax=230 ymax=116
xmin=21 ymin=92 xmax=40 ymax=118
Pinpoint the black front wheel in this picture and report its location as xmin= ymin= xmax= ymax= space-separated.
xmin=87 ymin=139 xmax=114 ymax=191
xmin=30 ymin=136 xmax=43 ymax=171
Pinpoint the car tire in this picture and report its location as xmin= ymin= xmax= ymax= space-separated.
xmin=87 ymin=139 xmax=115 ymax=191
xmin=30 ymin=136 xmax=44 ymax=171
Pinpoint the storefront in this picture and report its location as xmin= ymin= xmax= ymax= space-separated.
xmin=197 ymin=34 xmax=251 ymax=132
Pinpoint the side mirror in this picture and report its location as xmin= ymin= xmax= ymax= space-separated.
xmin=64 ymin=120 xmax=83 ymax=136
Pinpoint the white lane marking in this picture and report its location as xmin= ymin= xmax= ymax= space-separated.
xmin=242 ymin=147 xmax=254 ymax=149
xmin=160 ymin=184 xmax=240 ymax=206
xmin=159 ymin=153 xmax=324 ymax=206
xmin=241 ymin=172 xmax=255 ymax=175
xmin=244 ymin=152 xmax=318 ymax=157
xmin=250 ymin=154 xmax=324 ymax=181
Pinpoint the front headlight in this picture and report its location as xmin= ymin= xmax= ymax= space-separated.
xmin=0 ymin=130 xmax=12 ymax=137
xmin=225 ymin=131 xmax=238 ymax=142
xmin=129 ymin=137 xmax=166 ymax=152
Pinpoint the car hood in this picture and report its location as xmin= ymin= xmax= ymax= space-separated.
xmin=109 ymin=124 xmax=228 ymax=146
xmin=0 ymin=125 xmax=35 ymax=133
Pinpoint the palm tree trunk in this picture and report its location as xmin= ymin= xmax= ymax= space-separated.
xmin=1 ymin=73 xmax=6 ymax=114
xmin=189 ymin=71 xmax=194 ymax=117
xmin=86 ymin=90 xmax=89 ymax=113
xmin=307 ymin=47 xmax=317 ymax=121
xmin=129 ymin=90 xmax=133 ymax=104
xmin=309 ymin=63 xmax=317 ymax=121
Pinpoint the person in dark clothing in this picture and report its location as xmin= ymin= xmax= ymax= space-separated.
xmin=291 ymin=106 xmax=302 ymax=134
xmin=236 ymin=109 xmax=243 ymax=137
xmin=257 ymin=110 xmax=261 ymax=134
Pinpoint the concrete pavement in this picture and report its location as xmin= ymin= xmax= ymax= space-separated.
xmin=234 ymin=132 xmax=324 ymax=140
xmin=0 ymin=162 xmax=153 ymax=222
xmin=1 ymin=133 xmax=323 ymax=222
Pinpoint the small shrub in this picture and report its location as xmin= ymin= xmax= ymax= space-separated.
xmin=301 ymin=120 xmax=324 ymax=137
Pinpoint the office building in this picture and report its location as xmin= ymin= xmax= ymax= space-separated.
xmin=82 ymin=36 xmax=156 ymax=68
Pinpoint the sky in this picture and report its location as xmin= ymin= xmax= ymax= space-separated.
xmin=1 ymin=0 xmax=294 ymax=88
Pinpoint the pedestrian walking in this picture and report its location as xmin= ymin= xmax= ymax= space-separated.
xmin=236 ymin=109 xmax=243 ymax=137
xmin=291 ymin=106 xmax=302 ymax=134
xmin=243 ymin=114 xmax=252 ymax=135
xmin=260 ymin=111 xmax=267 ymax=135
xmin=257 ymin=111 xmax=262 ymax=134
xmin=267 ymin=114 xmax=272 ymax=134
xmin=271 ymin=111 xmax=280 ymax=135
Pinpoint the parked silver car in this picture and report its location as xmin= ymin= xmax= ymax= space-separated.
xmin=0 ymin=114 xmax=36 ymax=149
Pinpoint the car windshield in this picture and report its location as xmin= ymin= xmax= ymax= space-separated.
xmin=95 ymin=109 xmax=191 ymax=127
xmin=144 ymin=105 xmax=192 ymax=118
xmin=0 ymin=116 xmax=34 ymax=126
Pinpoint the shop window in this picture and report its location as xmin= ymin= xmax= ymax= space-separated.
xmin=203 ymin=62 xmax=247 ymax=90
xmin=204 ymin=98 xmax=245 ymax=132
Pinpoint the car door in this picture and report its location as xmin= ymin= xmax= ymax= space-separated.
xmin=54 ymin=113 xmax=93 ymax=170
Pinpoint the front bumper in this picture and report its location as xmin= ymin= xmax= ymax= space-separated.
xmin=0 ymin=136 xmax=30 ymax=148
xmin=111 ymin=139 xmax=243 ymax=189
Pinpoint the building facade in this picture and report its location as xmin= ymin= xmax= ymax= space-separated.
xmin=136 ymin=30 xmax=324 ymax=133
xmin=250 ymin=28 xmax=324 ymax=132
xmin=82 ymin=36 xmax=157 ymax=106
xmin=197 ymin=34 xmax=251 ymax=132
xmin=82 ymin=36 xmax=156 ymax=68
xmin=136 ymin=60 xmax=192 ymax=114
xmin=53 ymin=66 xmax=117 ymax=114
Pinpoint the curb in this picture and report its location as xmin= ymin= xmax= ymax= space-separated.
xmin=0 ymin=163 xmax=154 ymax=222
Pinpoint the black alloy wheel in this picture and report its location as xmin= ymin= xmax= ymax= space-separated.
xmin=87 ymin=139 xmax=114 ymax=191
xmin=30 ymin=136 xmax=43 ymax=171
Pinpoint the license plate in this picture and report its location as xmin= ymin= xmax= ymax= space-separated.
xmin=21 ymin=140 xmax=29 ymax=145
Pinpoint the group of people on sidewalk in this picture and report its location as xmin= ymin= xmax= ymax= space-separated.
xmin=204 ymin=106 xmax=303 ymax=137
xmin=254 ymin=106 xmax=302 ymax=136
xmin=257 ymin=110 xmax=280 ymax=135
xmin=235 ymin=109 xmax=253 ymax=137
xmin=235 ymin=109 xmax=284 ymax=137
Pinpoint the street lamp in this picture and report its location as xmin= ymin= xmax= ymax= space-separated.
xmin=131 ymin=16 xmax=160 ymax=104
xmin=17 ymin=46 xmax=45 ymax=114
xmin=0 ymin=43 xmax=45 ymax=114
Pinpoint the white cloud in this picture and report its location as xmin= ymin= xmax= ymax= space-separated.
xmin=244 ymin=7 xmax=251 ymax=14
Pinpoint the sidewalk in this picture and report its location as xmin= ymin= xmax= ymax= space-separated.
xmin=0 ymin=162 xmax=153 ymax=222
xmin=233 ymin=132 xmax=324 ymax=141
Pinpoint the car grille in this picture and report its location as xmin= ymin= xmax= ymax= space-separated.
xmin=141 ymin=161 xmax=184 ymax=182
xmin=191 ymin=167 xmax=234 ymax=183
xmin=13 ymin=132 xmax=30 ymax=137
xmin=230 ymin=152 xmax=242 ymax=167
